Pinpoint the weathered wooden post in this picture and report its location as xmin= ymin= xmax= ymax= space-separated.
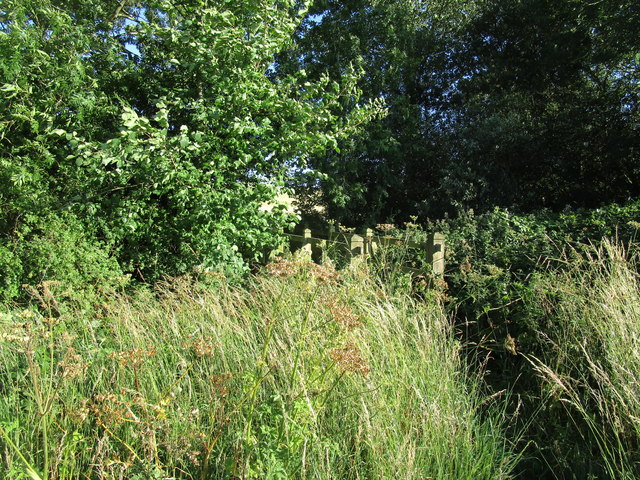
xmin=316 ymin=238 xmax=327 ymax=263
xmin=426 ymin=232 xmax=445 ymax=275
xmin=328 ymin=223 xmax=336 ymax=242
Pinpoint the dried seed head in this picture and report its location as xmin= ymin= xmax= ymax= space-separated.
xmin=108 ymin=347 xmax=156 ymax=367
xmin=329 ymin=341 xmax=370 ymax=376
xmin=504 ymin=334 xmax=517 ymax=356
xmin=310 ymin=263 xmax=340 ymax=284
xmin=183 ymin=337 xmax=218 ymax=358
xmin=90 ymin=394 xmax=127 ymax=427
xmin=187 ymin=451 xmax=202 ymax=466
xmin=376 ymin=224 xmax=396 ymax=233
xmin=330 ymin=304 xmax=362 ymax=329
xmin=68 ymin=399 xmax=90 ymax=423
xmin=266 ymin=257 xmax=303 ymax=277
xmin=58 ymin=348 xmax=89 ymax=379
xmin=209 ymin=372 xmax=232 ymax=397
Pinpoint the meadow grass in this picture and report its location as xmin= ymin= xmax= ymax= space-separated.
xmin=0 ymin=255 xmax=516 ymax=479
xmin=527 ymin=240 xmax=640 ymax=479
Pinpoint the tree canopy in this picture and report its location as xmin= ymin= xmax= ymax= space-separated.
xmin=1 ymin=0 xmax=638 ymax=299
xmin=280 ymin=0 xmax=639 ymax=224
xmin=0 ymin=0 xmax=375 ymax=299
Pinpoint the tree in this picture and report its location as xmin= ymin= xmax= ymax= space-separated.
xmin=274 ymin=1 xmax=438 ymax=225
xmin=437 ymin=0 xmax=640 ymax=211
xmin=282 ymin=0 xmax=639 ymax=223
xmin=0 ymin=0 xmax=375 ymax=299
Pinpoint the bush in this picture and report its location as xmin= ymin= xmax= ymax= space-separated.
xmin=430 ymin=201 xmax=640 ymax=478
xmin=0 ymin=243 xmax=22 ymax=303
xmin=0 ymin=1 xmax=377 ymax=287
xmin=435 ymin=200 xmax=640 ymax=354
xmin=0 ymin=212 xmax=124 ymax=305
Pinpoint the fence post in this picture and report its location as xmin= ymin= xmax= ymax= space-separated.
xmin=363 ymin=228 xmax=374 ymax=255
xmin=301 ymin=228 xmax=313 ymax=257
xmin=350 ymin=233 xmax=364 ymax=258
xmin=318 ymin=224 xmax=334 ymax=264
xmin=427 ymin=232 xmax=445 ymax=275
xmin=328 ymin=224 xmax=336 ymax=242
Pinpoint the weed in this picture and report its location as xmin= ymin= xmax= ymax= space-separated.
xmin=0 ymin=258 xmax=516 ymax=479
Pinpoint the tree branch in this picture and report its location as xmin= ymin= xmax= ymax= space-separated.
xmin=112 ymin=0 xmax=128 ymax=24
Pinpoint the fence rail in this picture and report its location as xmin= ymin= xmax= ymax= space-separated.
xmin=272 ymin=227 xmax=445 ymax=275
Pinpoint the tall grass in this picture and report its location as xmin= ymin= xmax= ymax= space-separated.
xmin=528 ymin=240 xmax=640 ymax=479
xmin=0 ymin=256 xmax=515 ymax=479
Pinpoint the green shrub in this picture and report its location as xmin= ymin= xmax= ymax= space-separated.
xmin=0 ymin=1 xmax=377 ymax=286
xmin=430 ymin=201 xmax=640 ymax=477
xmin=0 ymin=212 xmax=124 ymax=305
xmin=435 ymin=200 xmax=640 ymax=354
xmin=0 ymin=243 xmax=22 ymax=303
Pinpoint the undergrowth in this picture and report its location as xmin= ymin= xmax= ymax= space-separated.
xmin=527 ymin=240 xmax=640 ymax=479
xmin=0 ymin=255 xmax=516 ymax=479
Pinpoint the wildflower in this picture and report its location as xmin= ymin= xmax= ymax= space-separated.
xmin=0 ymin=332 xmax=31 ymax=344
xmin=17 ymin=309 xmax=36 ymax=320
xmin=404 ymin=218 xmax=419 ymax=229
xmin=375 ymin=223 xmax=396 ymax=233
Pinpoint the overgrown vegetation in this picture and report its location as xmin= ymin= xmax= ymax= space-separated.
xmin=527 ymin=241 xmax=640 ymax=479
xmin=0 ymin=0 xmax=379 ymax=300
xmin=0 ymin=258 xmax=516 ymax=479
xmin=2 ymin=1 xmax=639 ymax=478
xmin=436 ymin=200 xmax=640 ymax=354
xmin=4 ymin=210 xmax=640 ymax=478
xmin=431 ymin=204 xmax=640 ymax=478
xmin=332 ymin=205 xmax=640 ymax=479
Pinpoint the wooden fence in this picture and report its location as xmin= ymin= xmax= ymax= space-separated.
xmin=272 ymin=227 xmax=445 ymax=276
